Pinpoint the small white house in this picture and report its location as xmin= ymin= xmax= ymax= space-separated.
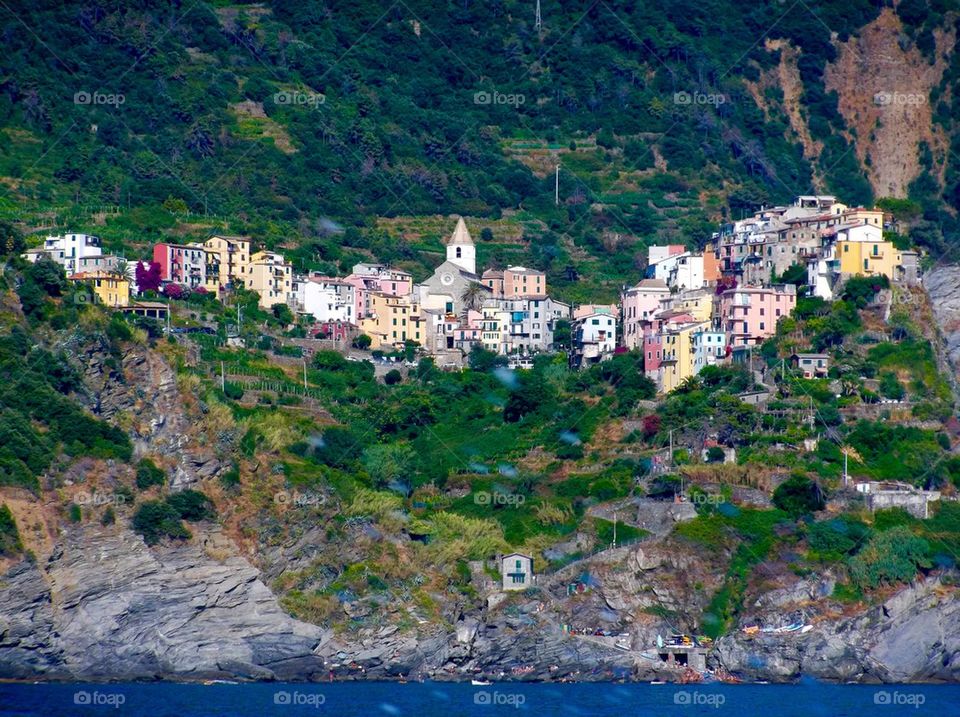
xmin=501 ymin=553 xmax=533 ymax=591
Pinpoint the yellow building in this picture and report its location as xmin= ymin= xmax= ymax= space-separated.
xmin=248 ymin=250 xmax=293 ymax=309
xmin=659 ymin=321 xmax=709 ymax=394
xmin=835 ymin=225 xmax=902 ymax=281
xmin=660 ymin=289 xmax=713 ymax=322
xmin=203 ymin=235 xmax=252 ymax=291
xmin=69 ymin=270 xmax=130 ymax=308
xmin=202 ymin=246 xmax=221 ymax=293
xmin=360 ymin=293 xmax=423 ymax=349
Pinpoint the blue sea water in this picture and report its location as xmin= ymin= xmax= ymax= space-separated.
xmin=0 ymin=681 xmax=956 ymax=717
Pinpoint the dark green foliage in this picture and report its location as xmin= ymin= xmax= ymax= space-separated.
xmin=353 ymin=334 xmax=372 ymax=350
xmin=271 ymin=303 xmax=294 ymax=324
xmin=842 ymin=275 xmax=889 ymax=308
xmin=132 ymin=500 xmax=191 ymax=545
xmin=849 ymin=526 xmax=931 ymax=589
xmin=384 ymin=369 xmax=403 ymax=385
xmin=468 ymin=346 xmax=508 ymax=372
xmin=135 ymin=458 xmax=166 ymax=490
xmin=0 ymin=323 xmax=131 ymax=491
xmin=68 ymin=503 xmax=81 ymax=522
xmin=806 ymin=516 xmax=871 ymax=560
xmin=166 ymin=490 xmax=215 ymax=521
xmin=101 ymin=506 xmax=116 ymax=526
xmin=772 ymin=475 xmax=826 ymax=517
xmin=222 ymin=381 xmax=245 ymax=401
xmin=0 ymin=504 xmax=23 ymax=556
xmin=0 ymin=221 xmax=25 ymax=257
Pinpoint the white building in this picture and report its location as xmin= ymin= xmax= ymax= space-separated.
xmin=24 ymin=233 xmax=103 ymax=275
xmin=501 ymin=553 xmax=533 ymax=591
xmin=622 ymin=278 xmax=671 ymax=350
xmin=666 ymin=253 xmax=705 ymax=291
xmin=572 ymin=312 xmax=617 ymax=367
xmin=294 ymin=275 xmax=356 ymax=324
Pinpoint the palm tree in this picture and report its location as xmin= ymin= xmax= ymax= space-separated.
xmin=460 ymin=281 xmax=487 ymax=319
xmin=114 ymin=258 xmax=130 ymax=280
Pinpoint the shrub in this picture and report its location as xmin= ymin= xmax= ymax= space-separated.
xmin=223 ymin=381 xmax=245 ymax=401
xmin=772 ymin=475 xmax=826 ymax=517
xmin=0 ymin=504 xmax=23 ymax=556
xmin=849 ymin=526 xmax=930 ymax=589
xmin=166 ymin=490 xmax=215 ymax=521
xmin=384 ymin=369 xmax=403 ymax=385
xmin=353 ymin=334 xmax=372 ymax=350
xmin=68 ymin=503 xmax=82 ymax=522
xmin=132 ymin=500 xmax=191 ymax=545
xmin=101 ymin=506 xmax=116 ymax=526
xmin=135 ymin=458 xmax=166 ymax=490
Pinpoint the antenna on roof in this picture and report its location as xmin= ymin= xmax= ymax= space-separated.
xmin=535 ymin=0 xmax=542 ymax=35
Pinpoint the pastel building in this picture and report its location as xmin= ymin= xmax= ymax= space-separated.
xmin=571 ymin=312 xmax=616 ymax=367
xmin=24 ymin=233 xmax=102 ymax=275
xmin=294 ymin=275 xmax=355 ymax=324
xmin=153 ymin=243 xmax=207 ymax=289
xmin=720 ymin=284 xmax=796 ymax=347
xmin=691 ymin=327 xmax=727 ymax=373
xmin=622 ymin=278 xmax=670 ymax=350
xmin=203 ymin=235 xmax=252 ymax=291
xmin=248 ymin=250 xmax=293 ymax=309
xmin=68 ymin=270 xmax=130 ymax=308
xmin=482 ymin=266 xmax=547 ymax=298
xmin=657 ymin=321 xmax=710 ymax=394
xmin=360 ymin=293 xmax=425 ymax=349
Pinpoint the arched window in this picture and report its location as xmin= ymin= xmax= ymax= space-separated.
xmin=456 ymin=247 xmax=462 ymax=258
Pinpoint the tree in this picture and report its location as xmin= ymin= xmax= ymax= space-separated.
xmin=706 ymin=446 xmax=726 ymax=463
xmin=0 ymin=504 xmax=22 ymax=556
xmin=135 ymin=261 xmax=163 ymax=293
xmin=460 ymin=281 xmax=488 ymax=318
xmin=353 ymin=334 xmax=372 ymax=350
xmin=772 ymin=474 xmax=826 ymax=517
xmin=163 ymin=283 xmax=189 ymax=300
xmin=135 ymin=458 xmax=166 ymax=490
xmin=384 ymin=368 xmax=403 ymax=385
xmin=553 ymin=319 xmax=572 ymax=350
xmin=271 ymin=302 xmax=294 ymax=324
xmin=879 ymin=371 xmax=905 ymax=400
xmin=0 ymin=220 xmax=25 ymax=257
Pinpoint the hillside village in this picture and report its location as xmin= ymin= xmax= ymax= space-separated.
xmin=23 ymin=194 xmax=919 ymax=393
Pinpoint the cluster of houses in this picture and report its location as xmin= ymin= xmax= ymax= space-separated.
xmin=622 ymin=194 xmax=918 ymax=392
xmin=22 ymin=220 xmax=607 ymax=367
xmin=23 ymin=195 xmax=916 ymax=390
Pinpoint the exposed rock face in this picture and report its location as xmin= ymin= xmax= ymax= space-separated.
xmin=715 ymin=578 xmax=960 ymax=683
xmin=925 ymin=265 xmax=960 ymax=385
xmin=0 ymin=526 xmax=326 ymax=681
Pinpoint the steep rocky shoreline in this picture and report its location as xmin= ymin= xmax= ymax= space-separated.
xmin=1 ymin=527 xmax=957 ymax=684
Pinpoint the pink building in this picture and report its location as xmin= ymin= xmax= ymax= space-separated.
xmin=643 ymin=332 xmax=665 ymax=373
xmin=720 ymin=284 xmax=797 ymax=347
xmin=622 ymin=278 xmax=670 ymax=349
xmin=344 ymin=263 xmax=413 ymax=319
xmin=153 ymin=243 xmax=206 ymax=288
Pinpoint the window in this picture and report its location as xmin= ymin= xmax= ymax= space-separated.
xmin=456 ymin=247 xmax=462 ymax=258
xmin=760 ymin=322 xmax=765 ymax=331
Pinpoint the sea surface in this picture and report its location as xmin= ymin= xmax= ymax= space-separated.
xmin=0 ymin=681 xmax=956 ymax=716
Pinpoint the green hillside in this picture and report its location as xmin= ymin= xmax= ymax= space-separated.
xmin=1 ymin=1 xmax=958 ymax=300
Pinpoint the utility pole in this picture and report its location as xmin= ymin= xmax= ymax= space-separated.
xmin=555 ymin=164 xmax=560 ymax=206
xmin=535 ymin=0 xmax=542 ymax=35
xmin=303 ymin=360 xmax=308 ymax=389
xmin=220 ymin=361 xmax=225 ymax=391
xmin=843 ymin=448 xmax=849 ymax=488
xmin=612 ymin=510 xmax=617 ymax=549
